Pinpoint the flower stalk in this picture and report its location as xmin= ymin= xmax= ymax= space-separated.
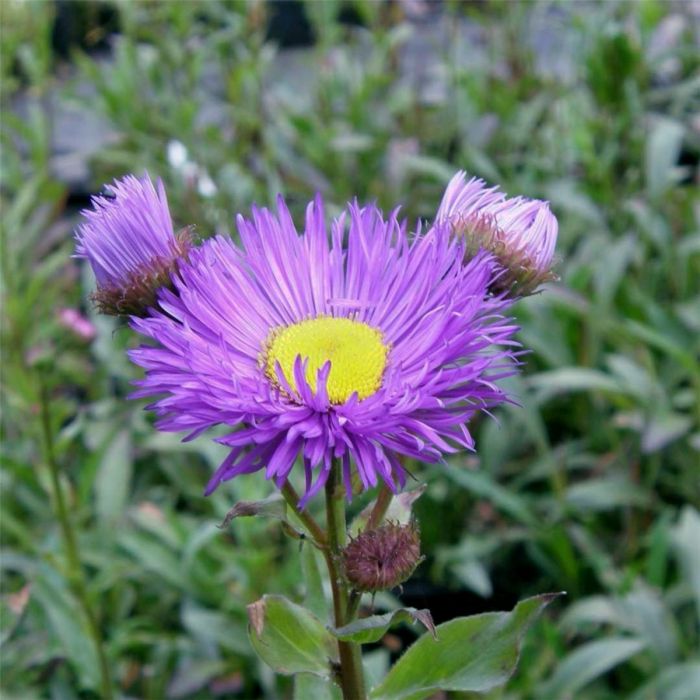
xmin=326 ymin=461 xmax=367 ymax=700
xmin=365 ymin=483 xmax=394 ymax=531
xmin=39 ymin=380 xmax=113 ymax=700
xmin=280 ymin=480 xmax=327 ymax=548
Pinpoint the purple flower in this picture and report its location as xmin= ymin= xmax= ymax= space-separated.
xmin=75 ymin=174 xmax=192 ymax=316
xmin=129 ymin=196 xmax=519 ymax=504
xmin=436 ymin=171 xmax=558 ymax=296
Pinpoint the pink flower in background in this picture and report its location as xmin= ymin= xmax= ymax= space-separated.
xmin=57 ymin=308 xmax=96 ymax=342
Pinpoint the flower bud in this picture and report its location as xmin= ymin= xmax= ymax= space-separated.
xmin=342 ymin=521 xmax=421 ymax=593
xmin=436 ymin=171 xmax=558 ymax=297
xmin=75 ymin=174 xmax=192 ymax=316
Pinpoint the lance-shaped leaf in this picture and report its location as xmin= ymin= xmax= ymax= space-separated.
xmin=370 ymin=593 xmax=563 ymax=700
xmin=331 ymin=608 xmax=436 ymax=645
xmin=247 ymin=595 xmax=339 ymax=678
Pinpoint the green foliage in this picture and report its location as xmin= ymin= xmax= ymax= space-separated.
xmin=370 ymin=594 xmax=560 ymax=700
xmin=247 ymin=595 xmax=338 ymax=678
xmin=2 ymin=0 xmax=699 ymax=697
xmin=331 ymin=608 xmax=435 ymax=645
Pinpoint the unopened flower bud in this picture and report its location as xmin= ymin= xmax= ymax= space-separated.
xmin=75 ymin=174 xmax=192 ymax=316
xmin=342 ymin=521 xmax=421 ymax=593
xmin=436 ymin=171 xmax=558 ymax=297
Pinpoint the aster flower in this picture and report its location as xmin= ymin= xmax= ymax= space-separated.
xmin=436 ymin=171 xmax=558 ymax=296
xmin=128 ymin=196 xmax=518 ymax=505
xmin=75 ymin=174 xmax=192 ymax=316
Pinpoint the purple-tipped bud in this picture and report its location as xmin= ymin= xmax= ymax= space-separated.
xmin=75 ymin=174 xmax=192 ymax=316
xmin=342 ymin=521 xmax=422 ymax=593
xmin=436 ymin=171 xmax=558 ymax=296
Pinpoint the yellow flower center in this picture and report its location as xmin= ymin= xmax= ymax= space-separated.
xmin=264 ymin=316 xmax=388 ymax=404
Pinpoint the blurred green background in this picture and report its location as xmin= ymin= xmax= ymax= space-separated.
xmin=1 ymin=0 xmax=699 ymax=698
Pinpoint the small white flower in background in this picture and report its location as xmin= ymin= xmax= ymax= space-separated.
xmin=197 ymin=171 xmax=217 ymax=198
xmin=167 ymin=140 xmax=189 ymax=169
xmin=167 ymin=140 xmax=218 ymax=198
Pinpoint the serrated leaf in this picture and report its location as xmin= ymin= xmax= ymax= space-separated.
xmin=369 ymin=593 xmax=561 ymax=700
xmin=332 ymin=608 xmax=436 ymax=645
xmin=247 ymin=595 xmax=338 ymax=678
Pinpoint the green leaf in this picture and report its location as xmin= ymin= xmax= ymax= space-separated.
xmin=527 ymin=368 xmax=627 ymax=402
xmin=301 ymin=543 xmax=327 ymax=619
xmin=452 ymin=559 xmax=493 ymax=598
xmin=628 ymin=662 xmax=700 ymax=700
xmin=166 ymin=659 xmax=227 ymax=698
xmin=565 ymin=477 xmax=650 ymax=512
xmin=32 ymin=568 xmax=101 ymax=690
xmin=294 ymin=673 xmax=342 ymax=700
xmin=247 ymin=595 xmax=338 ymax=678
xmin=541 ymin=636 xmax=646 ymax=699
xmin=369 ymin=593 xmax=561 ymax=700
xmin=402 ymin=154 xmax=456 ymax=182
xmin=645 ymin=117 xmax=685 ymax=198
xmin=561 ymin=586 xmax=678 ymax=664
xmin=181 ymin=603 xmax=251 ymax=656
xmin=443 ymin=464 xmax=536 ymax=527
xmin=641 ymin=413 xmax=693 ymax=454
xmin=118 ymin=531 xmax=184 ymax=589
xmin=95 ymin=429 xmax=132 ymax=524
xmin=332 ymin=608 xmax=436 ymax=645
xmin=0 ymin=584 xmax=30 ymax=647
xmin=670 ymin=507 xmax=700 ymax=625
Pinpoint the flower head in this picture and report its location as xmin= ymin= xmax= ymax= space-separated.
xmin=75 ymin=174 xmax=192 ymax=316
xmin=129 ymin=195 xmax=518 ymax=504
xmin=436 ymin=171 xmax=558 ymax=296
xmin=343 ymin=521 xmax=422 ymax=592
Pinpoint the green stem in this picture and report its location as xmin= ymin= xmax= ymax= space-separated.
xmin=39 ymin=381 xmax=114 ymax=700
xmin=325 ymin=462 xmax=367 ymax=700
xmin=346 ymin=589 xmax=362 ymax=621
xmin=280 ymin=481 xmax=327 ymax=547
xmin=365 ymin=483 xmax=394 ymax=531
